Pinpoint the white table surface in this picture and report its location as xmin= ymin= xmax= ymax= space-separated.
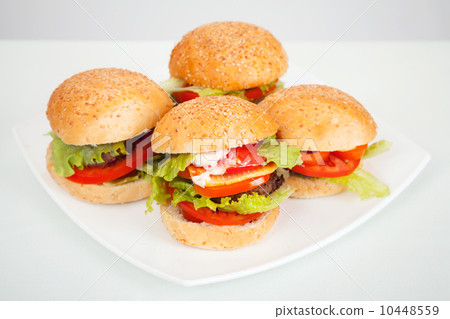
xmin=1 ymin=41 xmax=449 ymax=300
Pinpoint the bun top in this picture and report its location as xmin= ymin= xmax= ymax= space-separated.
xmin=152 ymin=95 xmax=278 ymax=154
xmin=169 ymin=21 xmax=288 ymax=91
xmin=46 ymin=68 xmax=174 ymax=145
xmin=258 ymin=85 xmax=377 ymax=151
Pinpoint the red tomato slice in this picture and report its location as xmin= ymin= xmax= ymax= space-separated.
xmin=223 ymin=165 xmax=257 ymax=174
xmin=267 ymin=82 xmax=277 ymax=91
xmin=66 ymin=159 xmax=135 ymax=184
xmin=67 ymin=133 xmax=153 ymax=184
xmin=234 ymin=143 xmax=266 ymax=165
xmin=179 ymin=205 xmax=204 ymax=223
xmin=334 ymin=144 xmax=367 ymax=161
xmin=177 ymin=201 xmax=262 ymax=226
xmin=171 ymin=91 xmax=199 ymax=103
xmin=292 ymin=154 xmax=360 ymax=178
xmin=293 ymin=144 xmax=367 ymax=178
xmin=244 ymin=87 xmax=263 ymax=100
xmin=177 ymin=167 xmax=192 ymax=179
xmin=193 ymin=174 xmax=270 ymax=198
xmin=223 ymin=143 xmax=266 ymax=171
xmin=301 ymin=151 xmax=330 ymax=166
xmin=244 ymin=80 xmax=278 ymax=101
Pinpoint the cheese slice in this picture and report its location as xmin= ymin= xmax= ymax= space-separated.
xmin=188 ymin=162 xmax=277 ymax=187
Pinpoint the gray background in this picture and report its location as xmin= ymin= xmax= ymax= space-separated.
xmin=1 ymin=0 xmax=449 ymax=41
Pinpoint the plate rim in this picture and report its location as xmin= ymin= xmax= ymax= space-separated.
xmin=12 ymin=59 xmax=432 ymax=286
xmin=12 ymin=117 xmax=431 ymax=287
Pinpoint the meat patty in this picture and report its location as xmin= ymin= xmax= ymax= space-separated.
xmin=211 ymin=172 xmax=285 ymax=203
xmin=101 ymin=152 xmax=124 ymax=165
xmin=87 ymin=152 xmax=125 ymax=168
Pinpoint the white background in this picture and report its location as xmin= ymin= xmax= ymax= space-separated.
xmin=1 ymin=0 xmax=449 ymax=42
xmin=1 ymin=0 xmax=449 ymax=300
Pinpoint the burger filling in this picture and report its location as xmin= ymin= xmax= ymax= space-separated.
xmin=160 ymin=77 xmax=283 ymax=103
xmin=48 ymin=130 xmax=154 ymax=185
xmin=290 ymin=140 xmax=392 ymax=199
xmin=211 ymin=172 xmax=284 ymax=203
xmin=142 ymin=137 xmax=302 ymax=226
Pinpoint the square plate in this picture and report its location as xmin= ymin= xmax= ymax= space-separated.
xmin=13 ymin=66 xmax=430 ymax=286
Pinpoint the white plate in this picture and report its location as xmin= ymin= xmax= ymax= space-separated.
xmin=13 ymin=66 xmax=430 ymax=286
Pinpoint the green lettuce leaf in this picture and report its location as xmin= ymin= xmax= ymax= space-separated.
xmin=191 ymin=87 xmax=228 ymax=97
xmin=148 ymin=176 xmax=293 ymax=214
xmin=272 ymin=80 xmax=284 ymax=92
xmin=325 ymin=167 xmax=390 ymax=199
xmin=146 ymin=176 xmax=171 ymax=212
xmin=159 ymin=77 xmax=227 ymax=96
xmin=155 ymin=154 xmax=194 ymax=181
xmin=363 ymin=140 xmax=392 ymax=159
xmin=260 ymin=80 xmax=284 ymax=94
xmin=257 ymin=137 xmax=302 ymax=169
xmin=49 ymin=132 xmax=128 ymax=177
xmin=159 ymin=77 xmax=186 ymax=93
xmin=138 ymin=153 xmax=193 ymax=181
xmin=141 ymin=154 xmax=194 ymax=212
xmin=215 ymin=184 xmax=293 ymax=214
xmin=136 ymin=154 xmax=164 ymax=176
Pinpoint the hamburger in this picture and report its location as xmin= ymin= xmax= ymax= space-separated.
xmin=258 ymin=85 xmax=391 ymax=199
xmin=46 ymin=68 xmax=174 ymax=204
xmin=142 ymin=95 xmax=301 ymax=250
xmin=161 ymin=21 xmax=288 ymax=103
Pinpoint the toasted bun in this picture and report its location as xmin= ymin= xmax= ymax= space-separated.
xmin=258 ymin=85 xmax=377 ymax=151
xmin=286 ymin=174 xmax=346 ymax=199
xmin=159 ymin=204 xmax=279 ymax=250
xmin=152 ymin=95 xmax=278 ymax=153
xmin=46 ymin=144 xmax=151 ymax=204
xmin=46 ymin=68 xmax=174 ymax=145
xmin=169 ymin=21 xmax=288 ymax=91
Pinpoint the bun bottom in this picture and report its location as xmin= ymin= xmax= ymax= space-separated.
xmin=286 ymin=174 xmax=346 ymax=199
xmin=159 ymin=204 xmax=279 ymax=250
xmin=46 ymin=144 xmax=151 ymax=204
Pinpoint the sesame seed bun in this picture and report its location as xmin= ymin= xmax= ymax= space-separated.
xmin=258 ymin=85 xmax=377 ymax=151
xmin=152 ymin=95 xmax=278 ymax=154
xmin=169 ymin=21 xmax=288 ymax=91
xmin=159 ymin=204 xmax=279 ymax=250
xmin=46 ymin=144 xmax=151 ymax=204
xmin=286 ymin=174 xmax=346 ymax=199
xmin=46 ymin=68 xmax=174 ymax=145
